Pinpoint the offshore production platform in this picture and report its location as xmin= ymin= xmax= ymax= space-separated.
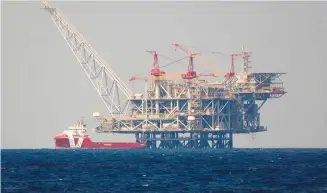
xmin=42 ymin=1 xmax=287 ymax=149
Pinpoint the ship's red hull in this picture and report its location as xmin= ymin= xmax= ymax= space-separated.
xmin=54 ymin=132 xmax=146 ymax=149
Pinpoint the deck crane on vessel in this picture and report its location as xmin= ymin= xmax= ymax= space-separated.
xmin=41 ymin=0 xmax=133 ymax=117
xmin=172 ymin=43 xmax=216 ymax=79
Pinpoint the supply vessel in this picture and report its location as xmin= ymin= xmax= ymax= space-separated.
xmin=54 ymin=119 xmax=147 ymax=149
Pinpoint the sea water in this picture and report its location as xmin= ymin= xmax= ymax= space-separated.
xmin=2 ymin=148 xmax=327 ymax=193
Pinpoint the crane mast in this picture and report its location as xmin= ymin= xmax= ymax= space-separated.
xmin=41 ymin=1 xmax=133 ymax=116
xmin=147 ymin=51 xmax=165 ymax=77
xmin=172 ymin=43 xmax=199 ymax=79
xmin=225 ymin=54 xmax=239 ymax=80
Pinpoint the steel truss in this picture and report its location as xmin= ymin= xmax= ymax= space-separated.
xmin=42 ymin=1 xmax=133 ymax=116
xmin=94 ymin=78 xmax=280 ymax=134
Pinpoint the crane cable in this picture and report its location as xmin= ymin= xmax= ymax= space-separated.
xmin=178 ymin=44 xmax=232 ymax=56
xmin=131 ymin=44 xmax=233 ymax=79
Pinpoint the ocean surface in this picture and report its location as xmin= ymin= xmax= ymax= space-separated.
xmin=1 ymin=148 xmax=327 ymax=193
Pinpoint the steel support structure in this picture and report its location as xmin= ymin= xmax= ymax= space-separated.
xmin=93 ymin=74 xmax=286 ymax=149
xmin=124 ymin=131 xmax=233 ymax=149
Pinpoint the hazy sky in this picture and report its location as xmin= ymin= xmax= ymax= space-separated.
xmin=2 ymin=1 xmax=327 ymax=149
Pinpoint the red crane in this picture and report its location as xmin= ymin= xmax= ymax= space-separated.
xmin=225 ymin=54 xmax=239 ymax=80
xmin=147 ymin=50 xmax=165 ymax=77
xmin=172 ymin=43 xmax=217 ymax=79
xmin=172 ymin=43 xmax=199 ymax=80
xmin=224 ymin=47 xmax=252 ymax=80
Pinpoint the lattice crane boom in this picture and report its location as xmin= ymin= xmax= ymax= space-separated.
xmin=41 ymin=1 xmax=133 ymax=116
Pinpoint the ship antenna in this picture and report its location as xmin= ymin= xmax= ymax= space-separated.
xmin=81 ymin=116 xmax=86 ymax=127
